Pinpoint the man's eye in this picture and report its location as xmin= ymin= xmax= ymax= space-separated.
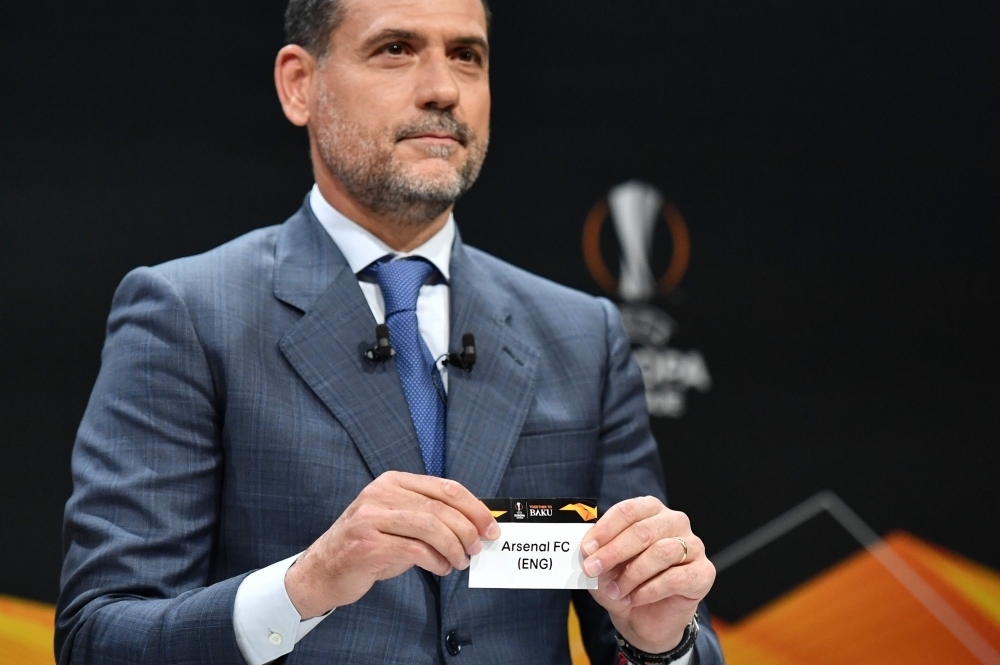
xmin=456 ymin=49 xmax=481 ymax=63
xmin=382 ymin=43 xmax=406 ymax=56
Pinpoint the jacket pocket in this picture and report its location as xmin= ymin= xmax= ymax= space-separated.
xmin=507 ymin=426 xmax=599 ymax=468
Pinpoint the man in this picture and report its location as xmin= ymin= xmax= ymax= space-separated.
xmin=57 ymin=0 xmax=724 ymax=663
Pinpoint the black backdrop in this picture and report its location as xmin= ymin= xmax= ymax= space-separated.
xmin=2 ymin=1 xmax=998 ymax=622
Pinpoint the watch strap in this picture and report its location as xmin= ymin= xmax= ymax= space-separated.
xmin=615 ymin=614 xmax=699 ymax=664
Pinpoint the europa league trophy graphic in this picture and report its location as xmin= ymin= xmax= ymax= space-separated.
xmin=609 ymin=181 xmax=663 ymax=303
xmin=583 ymin=180 xmax=711 ymax=417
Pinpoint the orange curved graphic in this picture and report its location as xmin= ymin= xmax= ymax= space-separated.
xmin=581 ymin=198 xmax=691 ymax=298
xmin=568 ymin=532 xmax=1000 ymax=665
xmin=713 ymin=532 xmax=1000 ymax=665
xmin=582 ymin=200 xmax=617 ymax=295
xmin=560 ymin=503 xmax=598 ymax=522
xmin=0 ymin=594 xmax=55 ymax=665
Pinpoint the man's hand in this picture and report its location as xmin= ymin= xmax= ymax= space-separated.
xmin=581 ymin=496 xmax=715 ymax=653
xmin=285 ymin=471 xmax=499 ymax=618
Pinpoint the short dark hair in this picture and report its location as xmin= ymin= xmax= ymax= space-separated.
xmin=285 ymin=0 xmax=492 ymax=59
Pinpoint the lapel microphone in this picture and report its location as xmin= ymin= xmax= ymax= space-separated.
xmin=444 ymin=333 xmax=477 ymax=372
xmin=432 ymin=333 xmax=477 ymax=404
xmin=364 ymin=323 xmax=395 ymax=362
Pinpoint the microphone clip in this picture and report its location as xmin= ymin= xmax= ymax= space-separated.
xmin=365 ymin=323 xmax=395 ymax=362
xmin=443 ymin=333 xmax=477 ymax=373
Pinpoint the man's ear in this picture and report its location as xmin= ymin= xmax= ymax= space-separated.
xmin=275 ymin=44 xmax=316 ymax=127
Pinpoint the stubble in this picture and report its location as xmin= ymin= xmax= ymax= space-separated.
xmin=314 ymin=86 xmax=489 ymax=225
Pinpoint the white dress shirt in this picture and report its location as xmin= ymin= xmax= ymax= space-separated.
xmin=232 ymin=185 xmax=454 ymax=665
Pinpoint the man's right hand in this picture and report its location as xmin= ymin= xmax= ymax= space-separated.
xmin=284 ymin=471 xmax=500 ymax=618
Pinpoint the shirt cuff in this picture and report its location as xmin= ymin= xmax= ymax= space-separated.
xmin=233 ymin=553 xmax=332 ymax=665
xmin=673 ymin=650 xmax=693 ymax=665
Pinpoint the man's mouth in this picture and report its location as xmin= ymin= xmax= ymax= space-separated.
xmin=395 ymin=114 xmax=471 ymax=148
xmin=401 ymin=132 xmax=463 ymax=146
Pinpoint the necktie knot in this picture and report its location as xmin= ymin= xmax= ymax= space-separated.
xmin=365 ymin=258 xmax=436 ymax=317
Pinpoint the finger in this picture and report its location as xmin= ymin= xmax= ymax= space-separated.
xmin=360 ymin=476 xmax=484 ymax=554
xmin=609 ymin=536 xmax=701 ymax=600
xmin=627 ymin=559 xmax=715 ymax=609
xmin=582 ymin=496 xmax=665 ymax=557
xmin=384 ymin=472 xmax=500 ymax=540
xmin=405 ymin=491 xmax=484 ymax=556
xmin=380 ymin=508 xmax=474 ymax=570
xmin=589 ymin=560 xmax=635 ymax=615
xmin=384 ymin=535 xmax=453 ymax=577
xmin=583 ymin=510 xmax=674 ymax=577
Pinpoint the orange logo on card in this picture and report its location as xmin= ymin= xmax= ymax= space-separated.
xmin=560 ymin=503 xmax=598 ymax=521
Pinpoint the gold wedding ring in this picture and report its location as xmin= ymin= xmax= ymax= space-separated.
xmin=673 ymin=537 xmax=688 ymax=564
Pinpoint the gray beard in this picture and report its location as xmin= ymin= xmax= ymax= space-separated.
xmin=315 ymin=90 xmax=489 ymax=225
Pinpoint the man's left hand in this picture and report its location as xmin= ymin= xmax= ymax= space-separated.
xmin=581 ymin=496 xmax=716 ymax=653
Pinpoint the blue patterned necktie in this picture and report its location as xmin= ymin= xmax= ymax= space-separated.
xmin=364 ymin=258 xmax=446 ymax=477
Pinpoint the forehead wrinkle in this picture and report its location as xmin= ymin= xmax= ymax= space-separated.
xmin=346 ymin=2 xmax=488 ymax=47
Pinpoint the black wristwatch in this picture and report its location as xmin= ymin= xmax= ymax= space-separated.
xmin=615 ymin=614 xmax=699 ymax=664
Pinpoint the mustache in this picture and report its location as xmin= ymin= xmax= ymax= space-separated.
xmin=393 ymin=112 xmax=472 ymax=147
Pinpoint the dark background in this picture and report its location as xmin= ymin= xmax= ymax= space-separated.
xmin=1 ymin=1 xmax=997 ymax=622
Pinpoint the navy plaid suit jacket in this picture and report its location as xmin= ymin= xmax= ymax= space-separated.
xmin=57 ymin=200 xmax=724 ymax=664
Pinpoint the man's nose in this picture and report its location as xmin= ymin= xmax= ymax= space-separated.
xmin=414 ymin=52 xmax=460 ymax=111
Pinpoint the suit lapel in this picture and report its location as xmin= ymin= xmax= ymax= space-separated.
xmin=445 ymin=235 xmax=540 ymax=498
xmin=440 ymin=235 xmax=540 ymax=603
xmin=274 ymin=202 xmax=426 ymax=479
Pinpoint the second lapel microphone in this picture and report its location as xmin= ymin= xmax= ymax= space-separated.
xmin=364 ymin=325 xmax=476 ymax=373
xmin=443 ymin=333 xmax=477 ymax=372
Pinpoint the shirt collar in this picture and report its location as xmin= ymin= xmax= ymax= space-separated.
xmin=309 ymin=184 xmax=454 ymax=281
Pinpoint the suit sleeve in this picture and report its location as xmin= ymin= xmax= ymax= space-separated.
xmin=573 ymin=298 xmax=725 ymax=665
xmin=56 ymin=267 xmax=249 ymax=665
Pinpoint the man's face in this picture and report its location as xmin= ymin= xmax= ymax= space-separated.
xmin=311 ymin=0 xmax=490 ymax=224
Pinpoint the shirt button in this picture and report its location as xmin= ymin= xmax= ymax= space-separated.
xmin=269 ymin=632 xmax=283 ymax=646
